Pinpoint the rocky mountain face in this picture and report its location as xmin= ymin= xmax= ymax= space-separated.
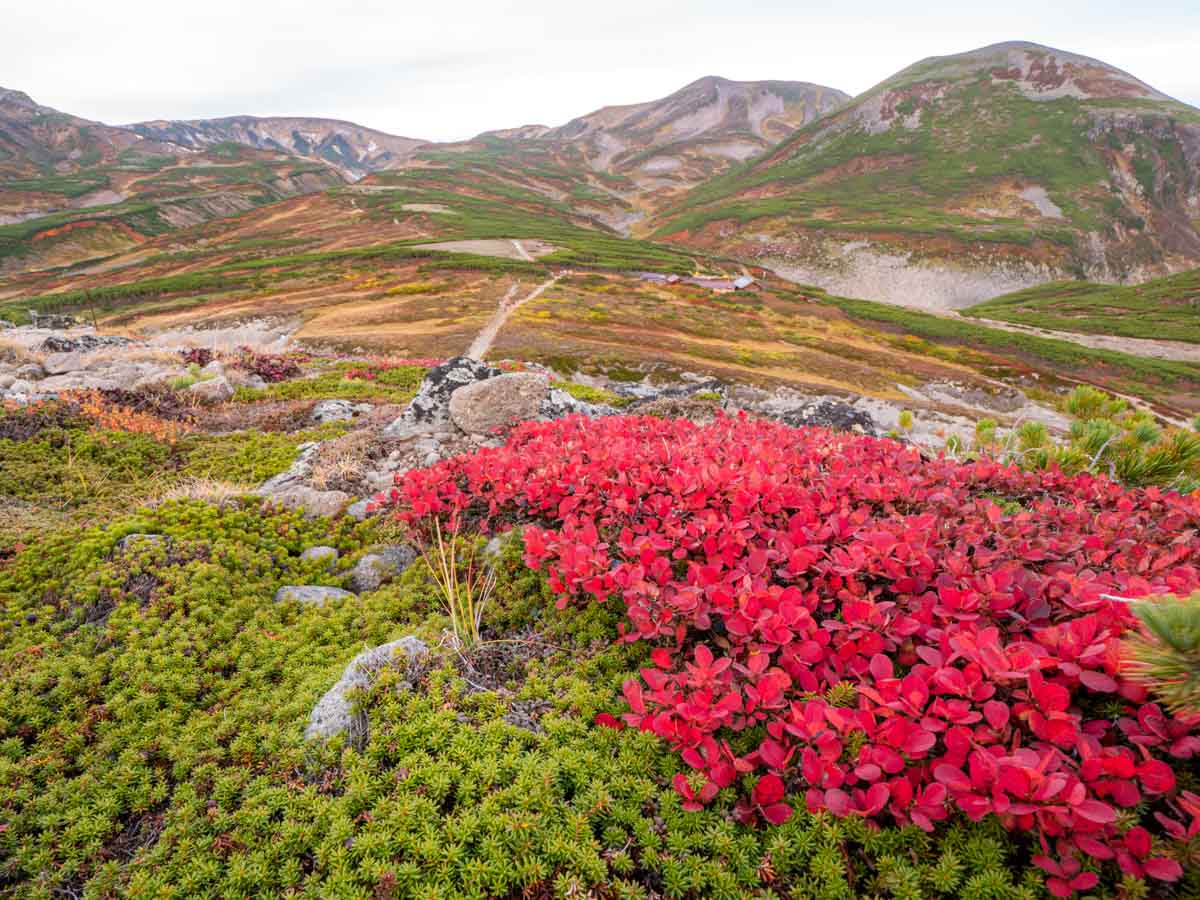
xmin=649 ymin=42 xmax=1200 ymax=309
xmin=539 ymin=76 xmax=848 ymax=175
xmin=125 ymin=116 xmax=428 ymax=180
xmin=404 ymin=77 xmax=849 ymax=233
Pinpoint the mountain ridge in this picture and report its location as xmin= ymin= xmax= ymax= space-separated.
xmin=649 ymin=40 xmax=1200 ymax=308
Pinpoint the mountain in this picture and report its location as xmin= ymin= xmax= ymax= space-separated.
xmin=649 ymin=42 xmax=1200 ymax=309
xmin=125 ymin=116 xmax=428 ymax=180
xmin=0 ymin=89 xmax=345 ymax=274
xmin=0 ymin=87 xmax=174 ymax=180
xmin=388 ymin=77 xmax=848 ymax=235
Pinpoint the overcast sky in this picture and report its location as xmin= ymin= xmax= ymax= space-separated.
xmin=6 ymin=1 xmax=1198 ymax=142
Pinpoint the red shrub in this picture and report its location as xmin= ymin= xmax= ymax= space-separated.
xmin=380 ymin=414 xmax=1200 ymax=890
xmin=233 ymin=347 xmax=303 ymax=383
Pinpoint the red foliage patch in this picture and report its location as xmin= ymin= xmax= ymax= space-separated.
xmin=232 ymin=347 xmax=304 ymax=383
xmin=381 ymin=414 xmax=1200 ymax=890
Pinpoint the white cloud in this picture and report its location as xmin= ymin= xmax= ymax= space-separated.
xmin=4 ymin=0 xmax=1197 ymax=141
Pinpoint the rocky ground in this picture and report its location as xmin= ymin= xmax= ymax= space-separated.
xmin=1 ymin=316 xmax=1077 ymax=524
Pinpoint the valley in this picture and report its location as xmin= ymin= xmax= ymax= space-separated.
xmin=3 ymin=32 xmax=1200 ymax=900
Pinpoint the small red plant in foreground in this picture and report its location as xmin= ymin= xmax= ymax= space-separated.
xmin=381 ymin=414 xmax=1200 ymax=893
xmin=233 ymin=347 xmax=304 ymax=383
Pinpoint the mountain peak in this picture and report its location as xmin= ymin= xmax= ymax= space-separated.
xmin=885 ymin=40 xmax=1174 ymax=102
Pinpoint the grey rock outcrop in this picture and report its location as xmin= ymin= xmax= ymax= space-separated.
xmin=274 ymin=585 xmax=356 ymax=607
xmin=304 ymin=635 xmax=427 ymax=742
xmin=448 ymin=372 xmax=550 ymax=434
xmin=349 ymin=545 xmax=417 ymax=593
xmin=39 ymin=333 xmax=129 ymax=353
xmin=382 ymin=356 xmax=500 ymax=437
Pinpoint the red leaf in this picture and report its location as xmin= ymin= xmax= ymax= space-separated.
xmin=753 ymin=774 xmax=786 ymax=806
xmin=1143 ymin=858 xmax=1183 ymax=881
xmin=1074 ymin=799 xmax=1117 ymax=824
xmin=762 ymin=801 xmax=794 ymax=825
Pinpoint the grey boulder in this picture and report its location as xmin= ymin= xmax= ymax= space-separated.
xmin=305 ymin=635 xmax=427 ymax=742
xmin=382 ymin=356 xmax=500 ymax=437
xmin=350 ymin=545 xmax=417 ymax=593
xmin=187 ymin=376 xmax=234 ymax=404
xmin=299 ymin=546 xmax=339 ymax=568
xmin=448 ymin=371 xmax=550 ymax=435
xmin=270 ymin=485 xmax=351 ymax=519
xmin=42 ymin=352 xmax=83 ymax=375
xmin=274 ymin=585 xmax=356 ymax=607
xmin=311 ymin=399 xmax=371 ymax=424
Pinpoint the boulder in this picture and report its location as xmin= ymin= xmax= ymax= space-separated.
xmin=42 ymin=352 xmax=83 ymax=375
xmin=304 ymin=635 xmax=427 ymax=742
xmin=270 ymin=485 xmax=351 ymax=519
xmin=382 ymin=356 xmax=500 ymax=437
xmin=349 ymin=545 xmax=417 ymax=593
xmin=0 ymin=319 xmax=14 ymax=330
xmin=448 ymin=372 xmax=550 ymax=435
xmin=29 ymin=312 xmax=78 ymax=330
xmin=14 ymin=363 xmax=44 ymax=381
xmin=274 ymin=585 xmax=356 ymax=607
xmin=187 ymin=376 xmax=234 ymax=404
xmin=299 ymin=546 xmax=339 ymax=568
xmin=345 ymin=499 xmax=372 ymax=521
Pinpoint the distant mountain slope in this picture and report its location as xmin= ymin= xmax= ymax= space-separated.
xmin=650 ymin=42 xmax=1200 ymax=308
xmin=964 ymin=267 xmax=1200 ymax=343
xmin=126 ymin=116 xmax=427 ymax=180
xmin=0 ymin=89 xmax=345 ymax=274
xmin=0 ymin=88 xmax=174 ymax=180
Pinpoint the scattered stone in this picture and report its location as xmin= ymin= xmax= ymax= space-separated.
xmin=14 ymin=363 xmax=44 ymax=381
xmin=187 ymin=375 xmax=234 ymax=404
xmin=349 ymin=545 xmax=418 ymax=593
xmin=0 ymin=319 xmax=14 ymax=330
xmin=29 ymin=312 xmax=78 ymax=330
xmin=448 ymin=372 xmax=550 ymax=434
xmin=304 ymin=635 xmax=427 ymax=742
xmin=382 ymin=356 xmax=500 ymax=437
xmin=116 ymin=533 xmax=169 ymax=552
xmin=541 ymin=387 xmax=618 ymax=420
xmin=274 ymin=585 xmax=356 ymax=607
xmin=299 ymin=546 xmax=339 ymax=568
xmin=310 ymin=399 xmax=371 ymax=424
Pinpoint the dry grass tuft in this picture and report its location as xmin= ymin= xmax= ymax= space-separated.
xmin=152 ymin=478 xmax=254 ymax=508
xmin=0 ymin=337 xmax=39 ymax=366
xmin=309 ymin=429 xmax=375 ymax=491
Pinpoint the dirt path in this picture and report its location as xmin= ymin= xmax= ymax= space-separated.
xmin=955 ymin=313 xmax=1200 ymax=364
xmin=466 ymin=274 xmax=562 ymax=360
xmin=510 ymin=239 xmax=534 ymax=262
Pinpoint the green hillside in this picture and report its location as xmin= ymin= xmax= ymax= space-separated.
xmin=651 ymin=42 xmax=1200 ymax=278
xmin=965 ymin=269 xmax=1200 ymax=342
